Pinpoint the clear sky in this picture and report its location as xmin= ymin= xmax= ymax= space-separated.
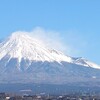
xmin=0 ymin=0 xmax=100 ymax=64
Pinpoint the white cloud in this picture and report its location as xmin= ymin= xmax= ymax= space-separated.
xmin=28 ymin=27 xmax=72 ymax=55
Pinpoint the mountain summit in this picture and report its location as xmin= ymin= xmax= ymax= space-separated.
xmin=0 ymin=32 xmax=100 ymax=84
xmin=0 ymin=32 xmax=73 ymax=70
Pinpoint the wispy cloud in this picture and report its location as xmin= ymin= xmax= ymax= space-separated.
xmin=29 ymin=27 xmax=88 ymax=57
xmin=28 ymin=27 xmax=72 ymax=55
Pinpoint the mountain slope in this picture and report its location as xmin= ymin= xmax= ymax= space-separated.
xmin=0 ymin=32 xmax=100 ymax=84
xmin=0 ymin=32 xmax=73 ymax=69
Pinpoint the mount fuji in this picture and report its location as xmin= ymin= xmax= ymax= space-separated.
xmin=0 ymin=32 xmax=100 ymax=84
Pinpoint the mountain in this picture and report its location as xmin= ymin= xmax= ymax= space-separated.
xmin=0 ymin=32 xmax=100 ymax=84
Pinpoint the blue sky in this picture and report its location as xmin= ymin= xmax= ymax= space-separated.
xmin=0 ymin=0 xmax=100 ymax=64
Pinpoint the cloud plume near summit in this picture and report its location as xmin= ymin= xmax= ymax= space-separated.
xmin=11 ymin=27 xmax=71 ymax=55
xmin=30 ymin=27 xmax=71 ymax=53
xmin=8 ymin=27 xmax=87 ymax=57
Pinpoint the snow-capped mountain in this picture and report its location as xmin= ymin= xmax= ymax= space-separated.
xmin=0 ymin=32 xmax=72 ymax=66
xmin=0 ymin=32 xmax=100 ymax=84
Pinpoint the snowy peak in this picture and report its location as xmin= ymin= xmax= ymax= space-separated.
xmin=10 ymin=32 xmax=27 ymax=39
xmin=0 ymin=32 xmax=73 ymax=64
xmin=9 ymin=32 xmax=42 ymax=46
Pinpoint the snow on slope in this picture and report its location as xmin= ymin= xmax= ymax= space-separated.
xmin=73 ymin=57 xmax=100 ymax=69
xmin=0 ymin=32 xmax=72 ymax=64
xmin=0 ymin=32 xmax=100 ymax=70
